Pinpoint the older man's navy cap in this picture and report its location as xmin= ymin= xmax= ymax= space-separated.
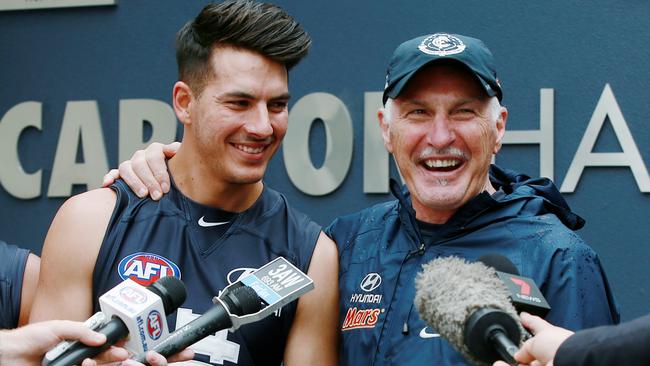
xmin=382 ymin=33 xmax=502 ymax=104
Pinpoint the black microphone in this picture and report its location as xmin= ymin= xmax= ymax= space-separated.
xmin=47 ymin=276 xmax=186 ymax=366
xmin=478 ymin=253 xmax=551 ymax=318
xmin=132 ymin=256 xmax=316 ymax=365
xmin=132 ymin=285 xmax=262 ymax=364
xmin=414 ymin=256 xmax=523 ymax=366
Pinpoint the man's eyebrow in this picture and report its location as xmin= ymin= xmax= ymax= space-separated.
xmin=220 ymin=91 xmax=291 ymax=101
xmin=400 ymin=99 xmax=427 ymax=108
xmin=221 ymin=91 xmax=255 ymax=99
xmin=454 ymin=97 xmax=480 ymax=105
xmin=271 ymin=92 xmax=291 ymax=101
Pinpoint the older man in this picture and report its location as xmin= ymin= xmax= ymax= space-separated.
xmin=108 ymin=33 xmax=619 ymax=366
xmin=327 ymin=33 xmax=618 ymax=365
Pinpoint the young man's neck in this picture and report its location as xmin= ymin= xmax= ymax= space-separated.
xmin=167 ymin=149 xmax=263 ymax=212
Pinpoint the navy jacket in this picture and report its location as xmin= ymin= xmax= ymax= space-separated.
xmin=326 ymin=165 xmax=619 ymax=366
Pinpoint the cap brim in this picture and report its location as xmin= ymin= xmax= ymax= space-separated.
xmin=382 ymin=58 xmax=500 ymax=104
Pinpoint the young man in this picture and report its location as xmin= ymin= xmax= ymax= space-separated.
xmin=110 ymin=33 xmax=619 ymax=366
xmin=29 ymin=2 xmax=338 ymax=365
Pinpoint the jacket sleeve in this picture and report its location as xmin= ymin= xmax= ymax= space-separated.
xmin=554 ymin=314 xmax=650 ymax=366
xmin=541 ymin=239 xmax=620 ymax=331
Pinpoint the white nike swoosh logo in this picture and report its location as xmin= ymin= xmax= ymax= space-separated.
xmin=198 ymin=216 xmax=230 ymax=227
xmin=419 ymin=327 xmax=440 ymax=339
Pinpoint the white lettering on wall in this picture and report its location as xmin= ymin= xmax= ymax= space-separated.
xmin=47 ymin=101 xmax=109 ymax=197
xmin=0 ymin=86 xmax=648 ymax=199
xmin=561 ymin=84 xmax=649 ymax=193
xmin=0 ymin=101 xmax=42 ymax=198
xmin=118 ymin=99 xmax=177 ymax=163
xmin=283 ymin=92 xmax=353 ymax=196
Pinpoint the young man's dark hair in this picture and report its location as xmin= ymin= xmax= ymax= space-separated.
xmin=176 ymin=0 xmax=311 ymax=94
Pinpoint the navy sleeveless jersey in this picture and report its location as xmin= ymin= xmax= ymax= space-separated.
xmin=0 ymin=240 xmax=30 ymax=329
xmin=93 ymin=180 xmax=321 ymax=365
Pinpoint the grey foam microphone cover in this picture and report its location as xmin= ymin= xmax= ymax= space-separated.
xmin=414 ymin=256 xmax=521 ymax=366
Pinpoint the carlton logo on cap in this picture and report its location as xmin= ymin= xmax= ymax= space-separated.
xmin=418 ymin=33 xmax=466 ymax=56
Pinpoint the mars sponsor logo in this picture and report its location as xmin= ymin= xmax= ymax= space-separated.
xmin=349 ymin=293 xmax=383 ymax=304
xmin=341 ymin=307 xmax=383 ymax=331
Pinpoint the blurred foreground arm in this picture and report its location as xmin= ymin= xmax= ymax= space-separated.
xmin=494 ymin=312 xmax=650 ymax=366
xmin=102 ymin=142 xmax=180 ymax=200
xmin=552 ymin=313 xmax=650 ymax=366
xmin=0 ymin=320 xmax=123 ymax=366
xmin=0 ymin=320 xmax=194 ymax=366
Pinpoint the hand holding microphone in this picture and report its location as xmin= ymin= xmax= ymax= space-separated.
xmin=0 ymin=320 xmax=113 ymax=366
xmin=493 ymin=312 xmax=574 ymax=366
xmin=45 ymin=276 xmax=187 ymax=366
xmin=414 ymin=256 xmax=524 ymax=366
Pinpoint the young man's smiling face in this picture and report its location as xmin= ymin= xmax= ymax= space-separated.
xmin=184 ymin=46 xmax=290 ymax=187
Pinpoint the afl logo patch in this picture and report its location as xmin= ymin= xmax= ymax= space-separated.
xmin=360 ymin=273 xmax=382 ymax=292
xmin=418 ymin=33 xmax=466 ymax=56
xmin=147 ymin=310 xmax=164 ymax=340
xmin=118 ymin=252 xmax=181 ymax=287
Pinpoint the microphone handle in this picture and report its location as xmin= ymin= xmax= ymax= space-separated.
xmin=48 ymin=319 xmax=129 ymax=366
xmin=132 ymin=303 xmax=233 ymax=364
xmin=489 ymin=329 xmax=519 ymax=366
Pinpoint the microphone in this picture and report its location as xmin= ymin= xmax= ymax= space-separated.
xmin=478 ymin=253 xmax=551 ymax=318
xmin=132 ymin=256 xmax=315 ymax=365
xmin=414 ymin=256 xmax=523 ymax=366
xmin=132 ymin=285 xmax=262 ymax=364
xmin=46 ymin=276 xmax=186 ymax=366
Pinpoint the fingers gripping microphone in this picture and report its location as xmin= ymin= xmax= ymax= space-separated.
xmin=414 ymin=256 xmax=523 ymax=366
xmin=478 ymin=253 xmax=551 ymax=318
xmin=133 ymin=256 xmax=315 ymax=365
xmin=47 ymin=276 xmax=186 ymax=366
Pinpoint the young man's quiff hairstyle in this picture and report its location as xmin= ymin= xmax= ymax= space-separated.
xmin=176 ymin=0 xmax=312 ymax=94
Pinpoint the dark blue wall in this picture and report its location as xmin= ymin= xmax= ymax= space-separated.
xmin=1 ymin=1 xmax=648 ymax=322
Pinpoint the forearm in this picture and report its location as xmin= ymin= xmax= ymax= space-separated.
xmin=554 ymin=314 xmax=650 ymax=366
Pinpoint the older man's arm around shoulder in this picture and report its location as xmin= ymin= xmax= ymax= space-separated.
xmin=284 ymin=232 xmax=339 ymax=366
xmin=29 ymin=188 xmax=116 ymax=323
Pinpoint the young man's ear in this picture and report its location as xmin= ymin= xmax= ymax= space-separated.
xmin=173 ymin=81 xmax=194 ymax=125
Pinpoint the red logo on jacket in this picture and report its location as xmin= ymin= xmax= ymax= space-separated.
xmin=341 ymin=307 xmax=382 ymax=330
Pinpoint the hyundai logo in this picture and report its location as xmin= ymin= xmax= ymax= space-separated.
xmin=360 ymin=273 xmax=382 ymax=292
